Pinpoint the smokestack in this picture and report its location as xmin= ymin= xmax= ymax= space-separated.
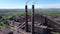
xmin=25 ymin=5 xmax=28 ymax=32
xmin=31 ymin=5 xmax=35 ymax=34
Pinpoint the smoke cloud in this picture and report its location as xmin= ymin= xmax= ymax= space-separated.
xmin=25 ymin=0 xmax=39 ymax=5
xmin=25 ymin=0 xmax=30 ymax=5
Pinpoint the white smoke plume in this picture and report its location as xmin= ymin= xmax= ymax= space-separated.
xmin=25 ymin=0 xmax=30 ymax=5
xmin=25 ymin=0 xmax=40 ymax=5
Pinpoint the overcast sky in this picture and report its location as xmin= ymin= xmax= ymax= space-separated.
xmin=0 ymin=0 xmax=60 ymax=9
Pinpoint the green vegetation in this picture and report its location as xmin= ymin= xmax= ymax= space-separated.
xmin=0 ymin=9 xmax=60 ymax=34
xmin=54 ymin=32 xmax=60 ymax=34
xmin=0 ymin=19 xmax=9 ymax=28
xmin=39 ymin=11 xmax=60 ymax=16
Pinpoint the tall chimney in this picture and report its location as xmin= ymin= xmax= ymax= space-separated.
xmin=25 ymin=5 xmax=28 ymax=32
xmin=31 ymin=5 xmax=35 ymax=34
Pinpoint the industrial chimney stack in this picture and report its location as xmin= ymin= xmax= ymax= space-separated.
xmin=25 ymin=5 xmax=28 ymax=32
xmin=25 ymin=5 xmax=35 ymax=34
xmin=31 ymin=5 xmax=35 ymax=34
